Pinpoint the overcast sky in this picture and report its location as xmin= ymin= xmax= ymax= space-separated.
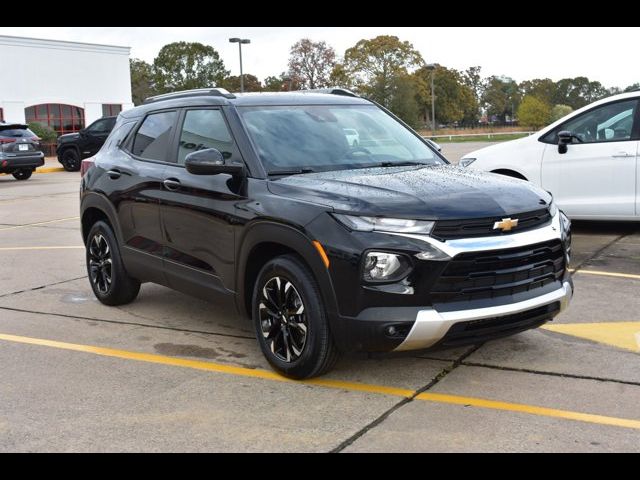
xmin=3 ymin=27 xmax=639 ymax=88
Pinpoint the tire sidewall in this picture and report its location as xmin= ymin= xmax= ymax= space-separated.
xmin=62 ymin=149 xmax=80 ymax=171
xmin=252 ymin=256 xmax=329 ymax=378
xmin=12 ymin=169 xmax=32 ymax=180
xmin=86 ymin=221 xmax=122 ymax=302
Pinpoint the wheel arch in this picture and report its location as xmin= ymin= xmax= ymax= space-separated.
xmin=80 ymin=192 xmax=123 ymax=245
xmin=236 ymin=221 xmax=338 ymax=321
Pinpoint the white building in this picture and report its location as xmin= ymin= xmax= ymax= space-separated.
xmin=0 ymin=35 xmax=133 ymax=134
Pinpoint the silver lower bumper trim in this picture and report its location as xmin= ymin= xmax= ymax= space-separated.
xmin=394 ymin=281 xmax=573 ymax=351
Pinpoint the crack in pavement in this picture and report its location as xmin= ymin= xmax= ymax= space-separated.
xmin=0 ymin=276 xmax=86 ymax=299
xmin=460 ymin=361 xmax=640 ymax=387
xmin=570 ymin=233 xmax=630 ymax=274
xmin=329 ymin=344 xmax=483 ymax=453
xmin=0 ymin=305 xmax=255 ymax=341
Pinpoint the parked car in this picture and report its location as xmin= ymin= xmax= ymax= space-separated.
xmin=460 ymin=91 xmax=640 ymax=220
xmin=0 ymin=122 xmax=44 ymax=180
xmin=57 ymin=116 xmax=116 ymax=171
xmin=343 ymin=128 xmax=360 ymax=146
xmin=80 ymin=88 xmax=572 ymax=379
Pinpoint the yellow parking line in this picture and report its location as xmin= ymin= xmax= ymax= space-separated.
xmin=0 ymin=331 xmax=638 ymax=430
xmin=0 ymin=246 xmax=84 ymax=251
xmin=416 ymin=392 xmax=640 ymax=430
xmin=575 ymin=270 xmax=640 ymax=281
xmin=0 ymin=216 xmax=79 ymax=231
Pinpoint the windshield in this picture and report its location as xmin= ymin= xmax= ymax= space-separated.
xmin=0 ymin=126 xmax=36 ymax=138
xmin=238 ymin=104 xmax=444 ymax=174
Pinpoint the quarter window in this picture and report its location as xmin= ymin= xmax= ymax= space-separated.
xmin=176 ymin=109 xmax=240 ymax=165
xmin=132 ymin=111 xmax=177 ymax=162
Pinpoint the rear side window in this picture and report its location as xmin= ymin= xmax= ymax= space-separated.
xmin=103 ymin=120 xmax=137 ymax=151
xmin=131 ymin=111 xmax=177 ymax=161
xmin=0 ymin=127 xmax=36 ymax=138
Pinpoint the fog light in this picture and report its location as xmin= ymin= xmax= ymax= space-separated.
xmin=362 ymin=252 xmax=412 ymax=283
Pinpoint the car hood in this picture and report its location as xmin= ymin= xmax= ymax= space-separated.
xmin=463 ymin=135 xmax=534 ymax=160
xmin=58 ymin=133 xmax=80 ymax=143
xmin=268 ymin=165 xmax=551 ymax=219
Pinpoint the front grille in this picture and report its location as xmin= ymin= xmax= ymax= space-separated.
xmin=436 ymin=302 xmax=560 ymax=347
xmin=432 ymin=208 xmax=552 ymax=240
xmin=430 ymin=239 xmax=565 ymax=304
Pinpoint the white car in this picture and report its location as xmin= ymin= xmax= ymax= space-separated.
xmin=461 ymin=92 xmax=640 ymax=220
xmin=343 ymin=128 xmax=360 ymax=146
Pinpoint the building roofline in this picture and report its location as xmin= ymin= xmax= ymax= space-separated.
xmin=0 ymin=35 xmax=130 ymax=55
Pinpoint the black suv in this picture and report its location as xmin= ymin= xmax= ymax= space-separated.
xmin=80 ymin=88 xmax=573 ymax=378
xmin=57 ymin=116 xmax=116 ymax=171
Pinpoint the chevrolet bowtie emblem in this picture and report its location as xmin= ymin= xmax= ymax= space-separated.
xmin=493 ymin=218 xmax=519 ymax=232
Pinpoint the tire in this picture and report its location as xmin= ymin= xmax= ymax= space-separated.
xmin=252 ymin=254 xmax=339 ymax=379
xmin=86 ymin=220 xmax=140 ymax=306
xmin=61 ymin=149 xmax=81 ymax=172
xmin=12 ymin=169 xmax=32 ymax=180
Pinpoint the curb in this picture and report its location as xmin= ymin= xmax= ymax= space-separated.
xmin=36 ymin=167 xmax=66 ymax=174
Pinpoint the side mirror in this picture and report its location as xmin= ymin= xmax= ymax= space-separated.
xmin=184 ymin=148 xmax=244 ymax=176
xmin=557 ymin=130 xmax=575 ymax=154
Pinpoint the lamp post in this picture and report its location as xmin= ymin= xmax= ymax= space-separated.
xmin=426 ymin=63 xmax=439 ymax=135
xmin=229 ymin=37 xmax=251 ymax=92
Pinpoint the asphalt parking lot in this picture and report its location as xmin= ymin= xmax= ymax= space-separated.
xmin=1 ymin=156 xmax=639 ymax=452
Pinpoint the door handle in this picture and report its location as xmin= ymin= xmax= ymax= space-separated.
xmin=163 ymin=178 xmax=181 ymax=191
xmin=612 ymin=152 xmax=634 ymax=158
xmin=106 ymin=169 xmax=121 ymax=179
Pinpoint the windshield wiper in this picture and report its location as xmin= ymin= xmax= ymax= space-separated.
xmin=268 ymin=167 xmax=316 ymax=176
xmin=375 ymin=161 xmax=431 ymax=168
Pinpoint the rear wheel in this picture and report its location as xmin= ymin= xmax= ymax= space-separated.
xmin=86 ymin=221 xmax=140 ymax=306
xmin=61 ymin=149 xmax=81 ymax=172
xmin=12 ymin=169 xmax=32 ymax=180
xmin=252 ymin=254 xmax=339 ymax=379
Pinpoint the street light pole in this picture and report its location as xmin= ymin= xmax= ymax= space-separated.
xmin=426 ymin=63 xmax=438 ymax=135
xmin=229 ymin=38 xmax=251 ymax=93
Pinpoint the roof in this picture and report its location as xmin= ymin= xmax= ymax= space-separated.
xmin=0 ymin=35 xmax=130 ymax=55
xmin=123 ymin=90 xmax=371 ymax=119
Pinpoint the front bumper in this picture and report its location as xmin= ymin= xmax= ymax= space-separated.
xmin=0 ymin=153 xmax=45 ymax=172
xmin=394 ymin=280 xmax=572 ymax=351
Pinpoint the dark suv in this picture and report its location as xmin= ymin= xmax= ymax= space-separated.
xmin=80 ymin=88 xmax=573 ymax=378
xmin=0 ymin=122 xmax=45 ymax=180
xmin=57 ymin=116 xmax=116 ymax=171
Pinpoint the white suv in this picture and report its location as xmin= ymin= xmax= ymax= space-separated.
xmin=461 ymin=92 xmax=639 ymax=220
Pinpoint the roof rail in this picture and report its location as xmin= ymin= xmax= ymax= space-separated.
xmin=143 ymin=87 xmax=236 ymax=104
xmin=302 ymin=88 xmax=359 ymax=98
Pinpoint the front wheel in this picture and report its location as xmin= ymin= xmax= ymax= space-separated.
xmin=86 ymin=221 xmax=140 ymax=306
xmin=252 ymin=254 xmax=339 ymax=379
xmin=12 ymin=169 xmax=33 ymax=180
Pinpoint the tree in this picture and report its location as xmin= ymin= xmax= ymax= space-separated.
xmin=288 ymin=39 xmax=336 ymax=89
xmin=553 ymin=77 xmax=608 ymax=109
xmin=152 ymin=42 xmax=228 ymax=94
xmin=550 ymin=104 xmax=573 ymax=122
xmin=414 ymin=66 xmax=478 ymax=126
xmin=130 ymin=58 xmax=155 ymax=105
xmin=389 ymin=74 xmax=421 ymax=127
xmin=462 ymin=66 xmax=486 ymax=104
xmin=482 ymin=76 xmax=521 ymax=123
xmin=624 ymin=83 xmax=640 ymax=92
xmin=221 ymin=74 xmax=262 ymax=92
xmin=342 ymin=35 xmax=423 ymax=108
xmin=28 ymin=122 xmax=57 ymax=142
xmin=262 ymin=72 xmax=301 ymax=92
xmin=520 ymin=78 xmax=556 ymax=105
xmin=518 ymin=96 xmax=551 ymax=129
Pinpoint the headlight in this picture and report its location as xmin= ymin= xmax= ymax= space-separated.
xmin=362 ymin=252 xmax=412 ymax=282
xmin=549 ymin=201 xmax=558 ymax=217
xmin=459 ymin=158 xmax=476 ymax=167
xmin=333 ymin=214 xmax=434 ymax=235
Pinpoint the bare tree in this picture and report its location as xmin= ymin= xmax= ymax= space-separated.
xmin=288 ymin=39 xmax=336 ymax=90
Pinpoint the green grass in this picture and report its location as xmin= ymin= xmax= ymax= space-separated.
xmin=427 ymin=133 xmax=531 ymax=143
